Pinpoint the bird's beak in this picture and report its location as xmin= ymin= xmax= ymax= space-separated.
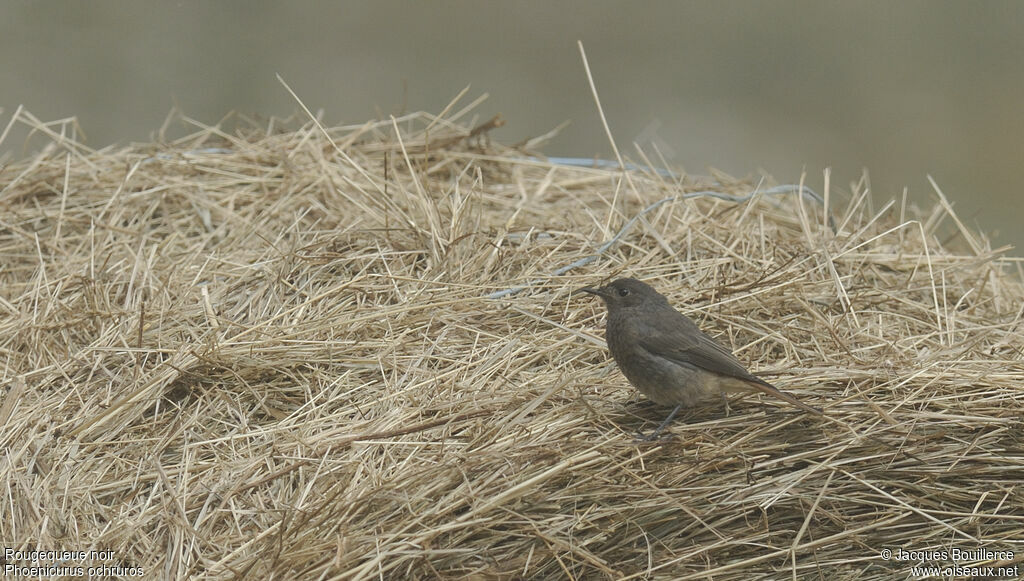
xmin=577 ymin=286 xmax=605 ymax=298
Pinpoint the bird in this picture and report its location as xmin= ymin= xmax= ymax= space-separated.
xmin=581 ymin=277 xmax=824 ymax=440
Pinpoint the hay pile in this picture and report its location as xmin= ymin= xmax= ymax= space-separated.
xmin=1 ymin=102 xmax=1023 ymax=580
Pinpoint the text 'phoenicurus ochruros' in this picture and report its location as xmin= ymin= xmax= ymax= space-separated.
xmin=581 ymin=277 xmax=824 ymax=440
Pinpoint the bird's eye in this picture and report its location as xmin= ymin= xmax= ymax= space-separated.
xmin=617 ymin=287 xmax=630 ymax=297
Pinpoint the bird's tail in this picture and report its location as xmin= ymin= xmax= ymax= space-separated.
xmin=739 ymin=377 xmax=826 ymax=418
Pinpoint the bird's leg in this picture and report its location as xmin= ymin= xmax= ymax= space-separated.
xmin=638 ymin=404 xmax=682 ymax=441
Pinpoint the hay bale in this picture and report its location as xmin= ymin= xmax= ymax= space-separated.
xmin=1 ymin=104 xmax=1022 ymax=580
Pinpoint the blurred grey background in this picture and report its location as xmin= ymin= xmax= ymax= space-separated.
xmin=2 ymin=1 xmax=1021 ymax=253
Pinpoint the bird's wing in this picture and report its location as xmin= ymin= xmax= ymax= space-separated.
xmin=636 ymin=308 xmax=760 ymax=381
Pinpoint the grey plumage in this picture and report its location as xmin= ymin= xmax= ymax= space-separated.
xmin=582 ymin=277 xmax=822 ymax=439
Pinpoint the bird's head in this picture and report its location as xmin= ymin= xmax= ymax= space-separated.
xmin=579 ymin=277 xmax=667 ymax=311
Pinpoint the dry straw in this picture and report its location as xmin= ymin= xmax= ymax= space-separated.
xmin=1 ymin=100 xmax=1023 ymax=580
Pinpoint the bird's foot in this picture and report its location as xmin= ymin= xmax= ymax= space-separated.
xmin=633 ymin=404 xmax=682 ymax=442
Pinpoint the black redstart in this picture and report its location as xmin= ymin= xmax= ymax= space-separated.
xmin=582 ymin=277 xmax=824 ymax=439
